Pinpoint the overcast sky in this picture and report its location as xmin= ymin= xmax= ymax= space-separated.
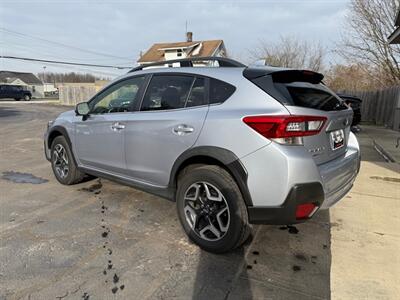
xmin=0 ymin=0 xmax=350 ymax=78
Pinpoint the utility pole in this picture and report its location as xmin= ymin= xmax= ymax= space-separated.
xmin=43 ymin=66 xmax=46 ymax=96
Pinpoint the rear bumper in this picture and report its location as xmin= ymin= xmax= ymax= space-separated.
xmin=319 ymin=132 xmax=360 ymax=209
xmin=242 ymin=132 xmax=360 ymax=224
xmin=248 ymin=182 xmax=324 ymax=225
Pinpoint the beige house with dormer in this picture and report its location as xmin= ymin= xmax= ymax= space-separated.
xmin=138 ymin=32 xmax=227 ymax=66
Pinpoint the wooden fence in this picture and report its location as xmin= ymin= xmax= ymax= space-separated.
xmin=59 ymin=86 xmax=97 ymax=106
xmin=342 ymin=86 xmax=400 ymax=131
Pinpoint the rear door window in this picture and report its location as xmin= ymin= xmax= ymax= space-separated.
xmin=186 ymin=77 xmax=207 ymax=107
xmin=141 ymin=75 xmax=194 ymax=111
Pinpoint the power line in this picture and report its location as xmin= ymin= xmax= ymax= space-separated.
xmin=0 ymin=27 xmax=134 ymax=61
xmin=0 ymin=55 xmax=133 ymax=69
xmin=11 ymin=58 xmax=123 ymax=77
xmin=0 ymin=40 xmax=135 ymax=64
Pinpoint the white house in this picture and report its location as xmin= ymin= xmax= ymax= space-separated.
xmin=44 ymin=83 xmax=58 ymax=94
xmin=138 ymin=32 xmax=227 ymax=66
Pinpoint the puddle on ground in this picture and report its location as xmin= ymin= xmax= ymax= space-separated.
xmin=292 ymin=265 xmax=301 ymax=272
xmin=1 ymin=171 xmax=48 ymax=184
xmin=370 ymin=176 xmax=400 ymax=183
xmin=279 ymin=225 xmax=299 ymax=234
xmin=97 ymin=195 xmax=124 ymax=296
xmin=82 ymin=292 xmax=89 ymax=300
xmin=294 ymin=253 xmax=307 ymax=261
xmin=79 ymin=179 xmax=103 ymax=192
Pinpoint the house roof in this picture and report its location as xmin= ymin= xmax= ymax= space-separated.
xmin=138 ymin=40 xmax=224 ymax=63
xmin=388 ymin=26 xmax=400 ymax=44
xmin=389 ymin=8 xmax=400 ymax=44
xmin=5 ymin=77 xmax=19 ymax=83
xmin=395 ymin=9 xmax=400 ymax=26
xmin=0 ymin=71 xmax=43 ymax=85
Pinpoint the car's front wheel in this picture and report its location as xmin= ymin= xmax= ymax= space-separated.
xmin=51 ymin=136 xmax=85 ymax=185
xmin=176 ymin=165 xmax=250 ymax=253
xmin=24 ymin=95 xmax=31 ymax=101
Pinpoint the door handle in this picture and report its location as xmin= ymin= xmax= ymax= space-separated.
xmin=111 ymin=122 xmax=125 ymax=131
xmin=173 ymin=124 xmax=194 ymax=135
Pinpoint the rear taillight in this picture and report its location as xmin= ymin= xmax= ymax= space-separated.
xmin=242 ymin=115 xmax=326 ymax=145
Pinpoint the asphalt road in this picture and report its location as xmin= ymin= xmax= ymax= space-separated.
xmin=0 ymin=103 xmax=398 ymax=300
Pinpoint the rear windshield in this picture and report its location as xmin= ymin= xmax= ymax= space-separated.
xmin=247 ymin=73 xmax=347 ymax=111
xmin=285 ymin=85 xmax=346 ymax=111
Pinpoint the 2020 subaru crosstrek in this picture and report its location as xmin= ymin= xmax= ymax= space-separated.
xmin=44 ymin=57 xmax=360 ymax=253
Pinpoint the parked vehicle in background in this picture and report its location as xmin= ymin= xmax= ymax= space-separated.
xmin=0 ymin=84 xmax=32 ymax=101
xmin=338 ymin=94 xmax=362 ymax=128
xmin=44 ymin=57 xmax=360 ymax=253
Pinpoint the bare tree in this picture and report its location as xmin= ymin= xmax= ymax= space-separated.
xmin=37 ymin=72 xmax=107 ymax=83
xmin=325 ymin=63 xmax=381 ymax=91
xmin=338 ymin=0 xmax=400 ymax=87
xmin=249 ymin=36 xmax=325 ymax=72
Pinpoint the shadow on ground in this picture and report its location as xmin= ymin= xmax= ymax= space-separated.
xmin=0 ymin=106 xmax=21 ymax=118
xmin=192 ymin=211 xmax=331 ymax=299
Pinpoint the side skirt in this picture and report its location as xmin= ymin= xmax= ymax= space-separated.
xmin=79 ymin=167 xmax=175 ymax=201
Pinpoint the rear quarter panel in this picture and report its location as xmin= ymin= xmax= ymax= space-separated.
xmin=194 ymin=68 xmax=289 ymax=160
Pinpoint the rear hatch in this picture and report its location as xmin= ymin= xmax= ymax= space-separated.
xmin=244 ymin=68 xmax=353 ymax=165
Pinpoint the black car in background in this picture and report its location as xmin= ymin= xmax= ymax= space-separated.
xmin=0 ymin=84 xmax=32 ymax=101
xmin=338 ymin=94 xmax=362 ymax=127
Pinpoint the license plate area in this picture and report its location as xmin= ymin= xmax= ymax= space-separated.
xmin=330 ymin=129 xmax=345 ymax=150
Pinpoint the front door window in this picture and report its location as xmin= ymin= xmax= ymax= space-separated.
xmin=90 ymin=76 xmax=145 ymax=114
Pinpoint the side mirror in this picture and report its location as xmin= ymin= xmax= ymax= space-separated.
xmin=75 ymin=102 xmax=90 ymax=117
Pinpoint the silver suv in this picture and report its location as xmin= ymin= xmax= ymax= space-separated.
xmin=44 ymin=57 xmax=360 ymax=253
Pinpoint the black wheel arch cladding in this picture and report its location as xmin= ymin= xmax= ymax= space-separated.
xmin=48 ymin=126 xmax=78 ymax=165
xmin=169 ymin=146 xmax=253 ymax=206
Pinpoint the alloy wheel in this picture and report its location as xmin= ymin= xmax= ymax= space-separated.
xmin=183 ymin=182 xmax=230 ymax=241
xmin=52 ymin=144 xmax=69 ymax=179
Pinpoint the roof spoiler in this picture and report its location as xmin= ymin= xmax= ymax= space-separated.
xmin=243 ymin=67 xmax=324 ymax=84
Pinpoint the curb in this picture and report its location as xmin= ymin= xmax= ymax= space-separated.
xmin=373 ymin=140 xmax=396 ymax=163
xmin=0 ymin=100 xmax=59 ymax=104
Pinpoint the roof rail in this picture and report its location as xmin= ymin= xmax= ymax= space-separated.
xmin=129 ymin=56 xmax=246 ymax=73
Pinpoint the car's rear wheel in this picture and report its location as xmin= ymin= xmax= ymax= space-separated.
xmin=15 ymin=98 xmax=21 ymax=101
xmin=24 ymin=95 xmax=31 ymax=101
xmin=176 ymin=165 xmax=250 ymax=253
xmin=51 ymin=136 xmax=85 ymax=185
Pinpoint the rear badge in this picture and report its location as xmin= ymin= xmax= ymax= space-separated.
xmin=330 ymin=129 xmax=345 ymax=150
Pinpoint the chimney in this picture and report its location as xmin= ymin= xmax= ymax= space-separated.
xmin=186 ymin=32 xmax=193 ymax=42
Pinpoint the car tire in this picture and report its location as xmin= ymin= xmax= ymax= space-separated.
xmin=15 ymin=98 xmax=21 ymax=101
xmin=24 ymin=95 xmax=31 ymax=101
xmin=176 ymin=164 xmax=251 ymax=253
xmin=51 ymin=136 xmax=85 ymax=185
